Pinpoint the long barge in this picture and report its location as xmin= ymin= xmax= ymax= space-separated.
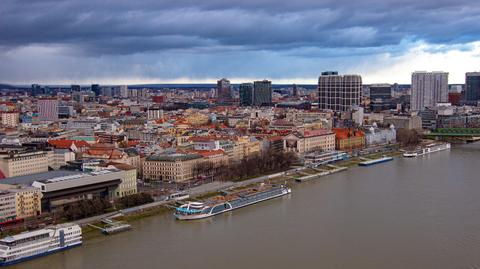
xmin=174 ymin=184 xmax=291 ymax=220
xmin=358 ymin=156 xmax=394 ymax=166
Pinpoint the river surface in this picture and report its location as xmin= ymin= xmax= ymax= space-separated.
xmin=12 ymin=144 xmax=480 ymax=269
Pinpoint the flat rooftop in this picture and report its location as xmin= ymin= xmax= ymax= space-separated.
xmin=0 ymin=170 xmax=81 ymax=186
xmin=0 ymin=169 xmax=122 ymax=186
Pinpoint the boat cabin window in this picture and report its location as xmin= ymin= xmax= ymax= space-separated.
xmin=211 ymin=204 xmax=230 ymax=214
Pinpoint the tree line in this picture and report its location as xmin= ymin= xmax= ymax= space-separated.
xmin=194 ymin=150 xmax=298 ymax=182
xmin=62 ymin=198 xmax=111 ymax=221
xmin=396 ymin=128 xmax=420 ymax=146
xmin=61 ymin=193 xmax=154 ymax=221
xmin=117 ymin=193 xmax=154 ymax=209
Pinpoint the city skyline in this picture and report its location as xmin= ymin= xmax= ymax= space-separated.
xmin=1 ymin=0 xmax=480 ymax=85
xmin=1 ymin=1 xmax=480 ymax=267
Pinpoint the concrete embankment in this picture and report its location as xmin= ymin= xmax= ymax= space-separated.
xmin=294 ymin=166 xmax=348 ymax=182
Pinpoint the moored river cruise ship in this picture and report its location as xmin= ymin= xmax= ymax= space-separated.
xmin=0 ymin=223 xmax=82 ymax=266
xmin=175 ymin=184 xmax=291 ymax=220
xmin=403 ymin=142 xmax=451 ymax=158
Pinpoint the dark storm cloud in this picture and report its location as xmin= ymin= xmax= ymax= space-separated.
xmin=1 ymin=0 xmax=479 ymax=56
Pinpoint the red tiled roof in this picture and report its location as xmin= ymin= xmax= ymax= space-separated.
xmin=303 ymin=129 xmax=333 ymax=137
xmin=48 ymin=139 xmax=89 ymax=149
xmin=332 ymin=128 xmax=365 ymax=139
xmin=127 ymin=140 xmax=140 ymax=147
xmin=89 ymin=143 xmax=116 ymax=149
xmin=267 ymin=135 xmax=284 ymax=141
xmin=85 ymin=148 xmax=124 ymax=159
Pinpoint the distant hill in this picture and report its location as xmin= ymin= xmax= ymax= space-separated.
xmin=0 ymin=84 xmax=16 ymax=89
xmin=129 ymin=83 xmax=318 ymax=90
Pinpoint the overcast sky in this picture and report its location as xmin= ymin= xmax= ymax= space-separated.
xmin=1 ymin=0 xmax=479 ymax=85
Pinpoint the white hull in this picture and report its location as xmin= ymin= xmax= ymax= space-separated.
xmin=175 ymin=188 xmax=291 ymax=220
xmin=0 ymin=223 xmax=82 ymax=266
xmin=403 ymin=143 xmax=450 ymax=158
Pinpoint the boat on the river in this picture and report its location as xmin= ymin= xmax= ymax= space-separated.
xmin=0 ymin=223 xmax=82 ymax=266
xmin=403 ymin=142 xmax=450 ymax=157
xmin=174 ymin=184 xmax=291 ymax=220
xmin=358 ymin=156 xmax=394 ymax=166
xmin=102 ymin=223 xmax=132 ymax=235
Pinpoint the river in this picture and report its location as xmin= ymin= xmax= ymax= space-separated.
xmin=12 ymin=143 xmax=480 ymax=269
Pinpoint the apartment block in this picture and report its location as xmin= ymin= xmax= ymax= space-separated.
xmin=284 ymin=129 xmax=336 ymax=154
xmin=0 ymin=150 xmax=51 ymax=178
xmin=143 ymin=153 xmax=203 ymax=182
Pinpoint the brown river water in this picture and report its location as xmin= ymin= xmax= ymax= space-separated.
xmin=11 ymin=143 xmax=480 ymax=269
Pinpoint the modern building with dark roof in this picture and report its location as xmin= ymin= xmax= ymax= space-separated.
xmin=28 ymin=169 xmax=124 ymax=212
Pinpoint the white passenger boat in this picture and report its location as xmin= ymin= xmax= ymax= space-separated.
xmin=0 ymin=223 xmax=82 ymax=266
xmin=403 ymin=142 xmax=451 ymax=157
xmin=174 ymin=184 xmax=291 ymax=220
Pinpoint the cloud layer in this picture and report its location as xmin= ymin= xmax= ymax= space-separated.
xmin=0 ymin=0 xmax=479 ymax=84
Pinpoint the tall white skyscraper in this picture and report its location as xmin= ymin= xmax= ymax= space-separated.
xmin=411 ymin=71 xmax=448 ymax=111
xmin=119 ymin=85 xmax=129 ymax=98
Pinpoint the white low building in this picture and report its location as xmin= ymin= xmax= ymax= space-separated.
xmin=364 ymin=124 xmax=396 ymax=146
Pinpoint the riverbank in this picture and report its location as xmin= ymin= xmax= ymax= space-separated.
xmin=81 ymin=206 xmax=171 ymax=240
xmin=78 ymin=150 xmax=404 ymax=240
xmin=20 ymin=145 xmax=478 ymax=269
xmin=79 ymin=167 xmax=304 ymax=239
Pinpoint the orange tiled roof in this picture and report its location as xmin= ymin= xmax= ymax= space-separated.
xmin=89 ymin=143 xmax=116 ymax=149
xmin=303 ymin=129 xmax=333 ymax=137
xmin=267 ymin=135 xmax=284 ymax=141
xmin=48 ymin=139 xmax=89 ymax=149
xmin=332 ymin=128 xmax=365 ymax=139
xmin=127 ymin=140 xmax=140 ymax=147
xmin=85 ymin=148 xmax=124 ymax=159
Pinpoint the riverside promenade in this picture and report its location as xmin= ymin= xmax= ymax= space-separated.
xmin=75 ymin=167 xmax=305 ymax=225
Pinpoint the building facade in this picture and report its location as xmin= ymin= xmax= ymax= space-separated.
xmin=384 ymin=115 xmax=422 ymax=130
xmin=332 ymin=128 xmax=365 ymax=151
xmin=369 ymin=84 xmax=393 ymax=112
xmin=466 ymin=72 xmax=480 ymax=104
xmin=0 ymin=151 xmax=51 ymax=178
xmin=91 ymin=84 xmax=101 ymax=96
xmin=284 ymin=129 xmax=336 ymax=154
xmin=318 ymin=72 xmax=362 ymax=112
xmin=51 ymin=149 xmax=76 ymax=170
xmin=13 ymin=187 xmax=43 ymax=220
xmin=0 ymin=112 xmax=20 ymax=127
xmin=31 ymin=169 xmax=123 ymax=211
xmin=253 ymin=80 xmax=272 ymax=106
xmin=0 ymin=186 xmax=42 ymax=222
xmin=411 ymin=71 xmax=448 ymax=111
xmin=239 ymin=83 xmax=254 ymax=106
xmin=143 ymin=153 xmax=203 ymax=182
xmin=364 ymin=125 xmax=396 ymax=146
xmin=106 ymin=163 xmax=138 ymax=197
xmin=217 ymin=78 xmax=232 ymax=103
xmin=0 ymin=191 xmax=16 ymax=222
xmin=37 ymin=98 xmax=59 ymax=121
xmin=147 ymin=108 xmax=163 ymax=120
